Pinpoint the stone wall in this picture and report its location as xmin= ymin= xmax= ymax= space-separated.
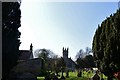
xmin=8 ymin=58 xmax=42 ymax=80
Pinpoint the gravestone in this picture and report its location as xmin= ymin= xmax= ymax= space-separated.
xmin=92 ymin=73 xmax=100 ymax=80
xmin=77 ymin=71 xmax=82 ymax=77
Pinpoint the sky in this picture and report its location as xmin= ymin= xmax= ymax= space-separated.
xmin=19 ymin=1 xmax=119 ymax=60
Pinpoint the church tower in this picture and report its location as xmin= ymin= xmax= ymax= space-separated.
xmin=63 ymin=47 xmax=68 ymax=59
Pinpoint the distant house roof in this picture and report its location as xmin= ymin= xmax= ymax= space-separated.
xmin=18 ymin=50 xmax=32 ymax=62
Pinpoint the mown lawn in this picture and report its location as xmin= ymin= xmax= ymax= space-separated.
xmin=37 ymin=71 xmax=107 ymax=80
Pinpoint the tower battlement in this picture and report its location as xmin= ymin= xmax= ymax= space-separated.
xmin=63 ymin=47 xmax=69 ymax=59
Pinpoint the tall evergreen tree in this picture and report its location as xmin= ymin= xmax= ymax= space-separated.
xmin=2 ymin=2 xmax=21 ymax=80
xmin=92 ymin=9 xmax=120 ymax=80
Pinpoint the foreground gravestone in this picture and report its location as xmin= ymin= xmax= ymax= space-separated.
xmin=77 ymin=71 xmax=82 ymax=77
xmin=92 ymin=72 xmax=100 ymax=80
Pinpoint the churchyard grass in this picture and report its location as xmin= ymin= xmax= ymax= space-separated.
xmin=37 ymin=77 xmax=44 ymax=80
xmin=37 ymin=70 xmax=108 ymax=80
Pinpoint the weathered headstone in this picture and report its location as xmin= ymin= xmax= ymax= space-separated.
xmin=92 ymin=72 xmax=100 ymax=80
xmin=77 ymin=71 xmax=82 ymax=77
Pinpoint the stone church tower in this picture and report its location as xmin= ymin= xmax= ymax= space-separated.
xmin=62 ymin=47 xmax=76 ymax=71
xmin=63 ymin=47 xmax=68 ymax=59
